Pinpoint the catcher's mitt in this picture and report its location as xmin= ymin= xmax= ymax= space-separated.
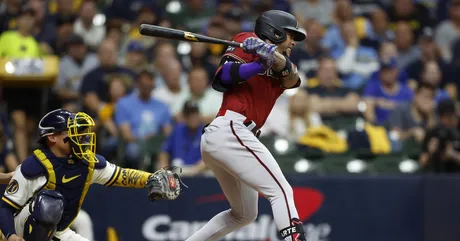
xmin=146 ymin=166 xmax=186 ymax=201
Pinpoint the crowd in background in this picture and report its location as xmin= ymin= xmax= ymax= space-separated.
xmin=0 ymin=0 xmax=460 ymax=175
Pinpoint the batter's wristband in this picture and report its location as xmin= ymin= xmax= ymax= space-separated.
xmin=229 ymin=63 xmax=245 ymax=84
xmin=273 ymin=56 xmax=293 ymax=78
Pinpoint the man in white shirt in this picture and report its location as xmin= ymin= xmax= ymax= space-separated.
xmin=152 ymin=59 xmax=190 ymax=113
xmin=171 ymin=67 xmax=223 ymax=123
xmin=73 ymin=1 xmax=105 ymax=50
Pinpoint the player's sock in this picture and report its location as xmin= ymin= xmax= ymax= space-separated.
xmin=185 ymin=209 xmax=255 ymax=241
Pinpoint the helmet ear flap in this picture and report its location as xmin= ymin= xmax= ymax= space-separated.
xmin=255 ymin=15 xmax=287 ymax=44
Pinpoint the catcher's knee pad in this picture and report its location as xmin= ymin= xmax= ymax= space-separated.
xmin=23 ymin=190 xmax=65 ymax=241
xmin=280 ymin=218 xmax=306 ymax=241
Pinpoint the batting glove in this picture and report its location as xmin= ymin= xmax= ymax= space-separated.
xmin=242 ymin=37 xmax=266 ymax=53
xmin=256 ymin=43 xmax=277 ymax=69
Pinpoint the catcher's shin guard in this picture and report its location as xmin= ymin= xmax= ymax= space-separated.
xmin=280 ymin=218 xmax=306 ymax=241
xmin=23 ymin=190 xmax=65 ymax=241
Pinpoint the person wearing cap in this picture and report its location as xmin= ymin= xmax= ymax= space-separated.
xmin=158 ymin=100 xmax=207 ymax=176
xmin=363 ymin=57 xmax=414 ymax=124
xmin=54 ymin=34 xmax=99 ymax=111
xmin=53 ymin=14 xmax=76 ymax=56
xmin=0 ymin=5 xmax=40 ymax=58
xmin=406 ymin=27 xmax=455 ymax=94
xmin=435 ymin=0 xmax=460 ymax=62
xmin=122 ymin=41 xmax=151 ymax=74
xmin=223 ymin=8 xmax=243 ymax=37
xmin=420 ymin=98 xmax=460 ymax=172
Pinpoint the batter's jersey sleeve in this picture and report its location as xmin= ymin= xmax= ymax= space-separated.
xmin=2 ymin=165 xmax=47 ymax=211
xmin=213 ymin=32 xmax=258 ymax=91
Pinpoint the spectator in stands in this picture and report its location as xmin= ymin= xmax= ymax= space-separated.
xmin=152 ymin=41 xmax=187 ymax=88
xmin=0 ymin=114 xmax=18 ymax=173
xmin=368 ymin=41 xmax=409 ymax=85
xmin=420 ymin=99 xmax=460 ymax=173
xmin=385 ymin=83 xmax=436 ymax=144
xmin=48 ymin=0 xmax=78 ymax=22
xmin=115 ymin=70 xmax=171 ymax=168
xmin=288 ymin=89 xmax=323 ymax=140
xmin=418 ymin=61 xmax=453 ymax=102
xmin=0 ymin=5 xmax=43 ymax=161
xmin=386 ymin=0 xmax=434 ymax=38
xmin=0 ymin=5 xmax=40 ymax=57
xmin=406 ymin=29 xmax=454 ymax=91
xmin=291 ymin=0 xmax=335 ymax=27
xmin=54 ymin=34 xmax=99 ymax=112
xmin=99 ymin=75 xmax=128 ymax=161
xmin=435 ymin=0 xmax=460 ymax=62
xmin=222 ymin=8 xmax=243 ymax=37
xmin=29 ymin=0 xmax=55 ymax=55
xmin=124 ymin=3 xmax=157 ymax=50
xmin=0 ymin=0 xmax=21 ymax=33
xmin=363 ymin=8 xmax=394 ymax=50
xmin=152 ymin=59 xmax=190 ymax=110
xmin=53 ymin=14 xmax=76 ymax=56
xmin=307 ymin=57 xmax=361 ymax=117
xmin=394 ymin=21 xmax=421 ymax=70
xmin=186 ymin=42 xmax=216 ymax=80
xmin=216 ymin=0 xmax=235 ymax=16
xmin=172 ymin=67 xmax=222 ymax=123
xmin=350 ymin=0 xmax=387 ymax=16
xmin=363 ymin=58 xmax=414 ymax=125
xmin=73 ymin=0 xmax=105 ymax=51
xmin=167 ymin=0 xmax=215 ymax=33
xmin=158 ymin=101 xmax=207 ymax=175
xmin=205 ymin=17 xmax=229 ymax=64
xmin=122 ymin=41 xmax=151 ymax=74
xmin=80 ymin=38 xmax=136 ymax=117
xmin=322 ymin=0 xmax=372 ymax=59
xmin=335 ymin=20 xmax=379 ymax=90
xmin=290 ymin=19 xmax=328 ymax=80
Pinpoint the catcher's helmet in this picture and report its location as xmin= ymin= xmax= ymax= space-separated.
xmin=38 ymin=109 xmax=97 ymax=163
xmin=255 ymin=10 xmax=306 ymax=44
xmin=38 ymin=109 xmax=74 ymax=141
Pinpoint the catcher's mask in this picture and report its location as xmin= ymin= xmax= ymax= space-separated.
xmin=67 ymin=112 xmax=97 ymax=163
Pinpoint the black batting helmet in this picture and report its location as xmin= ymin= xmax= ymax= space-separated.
xmin=255 ymin=10 xmax=306 ymax=44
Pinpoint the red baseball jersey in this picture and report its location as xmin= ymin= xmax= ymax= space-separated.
xmin=215 ymin=32 xmax=300 ymax=128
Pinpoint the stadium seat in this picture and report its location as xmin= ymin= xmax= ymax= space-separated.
xmin=319 ymin=153 xmax=355 ymax=174
xmin=323 ymin=115 xmax=358 ymax=131
xmin=403 ymin=138 xmax=422 ymax=160
xmin=368 ymin=153 xmax=405 ymax=174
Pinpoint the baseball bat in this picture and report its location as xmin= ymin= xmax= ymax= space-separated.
xmin=139 ymin=24 xmax=243 ymax=48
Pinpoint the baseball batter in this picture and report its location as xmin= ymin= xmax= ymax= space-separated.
xmin=186 ymin=10 xmax=307 ymax=241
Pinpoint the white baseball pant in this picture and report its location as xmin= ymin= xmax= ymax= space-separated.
xmin=14 ymin=201 xmax=89 ymax=241
xmin=186 ymin=110 xmax=299 ymax=241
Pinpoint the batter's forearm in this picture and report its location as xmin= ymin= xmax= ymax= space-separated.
xmin=109 ymin=168 xmax=152 ymax=188
xmin=272 ymin=52 xmax=299 ymax=87
xmin=272 ymin=52 xmax=286 ymax=71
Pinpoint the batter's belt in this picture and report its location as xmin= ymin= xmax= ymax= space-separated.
xmin=203 ymin=110 xmax=261 ymax=138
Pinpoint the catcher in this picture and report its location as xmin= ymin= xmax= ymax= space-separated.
xmin=0 ymin=109 xmax=184 ymax=241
